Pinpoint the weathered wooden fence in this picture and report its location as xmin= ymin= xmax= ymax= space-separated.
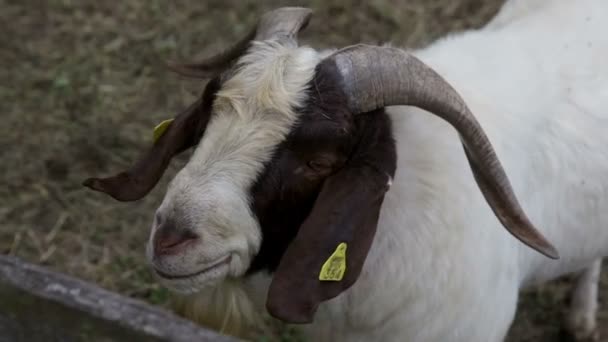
xmin=0 ymin=255 xmax=242 ymax=342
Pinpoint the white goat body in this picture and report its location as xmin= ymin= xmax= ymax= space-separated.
xmin=232 ymin=1 xmax=608 ymax=341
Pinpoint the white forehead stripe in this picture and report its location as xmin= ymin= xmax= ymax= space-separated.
xmin=216 ymin=41 xmax=321 ymax=121
xmin=183 ymin=42 xmax=322 ymax=190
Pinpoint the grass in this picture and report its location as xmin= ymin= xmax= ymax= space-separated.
xmin=1 ymin=0 xmax=606 ymax=341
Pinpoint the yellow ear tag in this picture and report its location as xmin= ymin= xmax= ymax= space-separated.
xmin=153 ymin=119 xmax=174 ymax=142
xmin=319 ymin=242 xmax=347 ymax=281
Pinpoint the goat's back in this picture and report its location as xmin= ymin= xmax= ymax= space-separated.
xmin=390 ymin=0 xmax=608 ymax=287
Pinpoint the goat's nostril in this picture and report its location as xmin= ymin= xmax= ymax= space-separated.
xmin=153 ymin=229 xmax=198 ymax=255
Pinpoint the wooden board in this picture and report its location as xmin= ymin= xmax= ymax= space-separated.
xmin=0 ymin=255 xmax=241 ymax=342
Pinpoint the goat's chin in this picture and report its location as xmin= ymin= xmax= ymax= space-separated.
xmin=158 ymin=267 xmax=230 ymax=294
xmin=151 ymin=250 xmax=254 ymax=293
xmin=154 ymin=259 xmax=233 ymax=294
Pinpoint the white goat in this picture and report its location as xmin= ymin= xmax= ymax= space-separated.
xmin=84 ymin=0 xmax=608 ymax=341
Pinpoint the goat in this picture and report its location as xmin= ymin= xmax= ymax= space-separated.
xmin=83 ymin=1 xmax=608 ymax=341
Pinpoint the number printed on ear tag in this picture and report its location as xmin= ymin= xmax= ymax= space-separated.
xmin=319 ymin=243 xmax=347 ymax=281
xmin=153 ymin=119 xmax=174 ymax=142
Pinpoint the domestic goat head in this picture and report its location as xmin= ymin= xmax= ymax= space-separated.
xmin=84 ymin=7 xmax=559 ymax=324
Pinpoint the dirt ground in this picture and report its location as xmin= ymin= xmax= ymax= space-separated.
xmin=2 ymin=0 xmax=606 ymax=341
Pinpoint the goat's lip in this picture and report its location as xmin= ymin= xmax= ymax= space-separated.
xmin=153 ymin=255 xmax=231 ymax=280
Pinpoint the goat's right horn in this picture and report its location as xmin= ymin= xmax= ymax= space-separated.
xmin=324 ymin=44 xmax=559 ymax=260
xmin=167 ymin=7 xmax=312 ymax=78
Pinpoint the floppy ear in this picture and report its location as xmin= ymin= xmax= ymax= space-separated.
xmin=82 ymin=77 xmax=220 ymax=201
xmin=266 ymin=113 xmax=397 ymax=323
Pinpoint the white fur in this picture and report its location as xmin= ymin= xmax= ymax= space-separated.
xmin=150 ymin=0 xmax=608 ymax=341
xmin=565 ymin=259 xmax=602 ymax=340
xmin=484 ymin=0 xmax=558 ymax=30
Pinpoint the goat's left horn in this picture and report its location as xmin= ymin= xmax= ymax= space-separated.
xmin=166 ymin=28 xmax=257 ymax=78
xmin=324 ymin=44 xmax=559 ymax=260
xmin=254 ymin=7 xmax=312 ymax=43
xmin=167 ymin=7 xmax=312 ymax=78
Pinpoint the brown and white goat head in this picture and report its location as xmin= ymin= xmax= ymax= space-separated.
xmin=84 ymin=7 xmax=559 ymax=324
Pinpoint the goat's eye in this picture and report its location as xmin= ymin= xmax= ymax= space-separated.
xmin=306 ymin=158 xmax=333 ymax=173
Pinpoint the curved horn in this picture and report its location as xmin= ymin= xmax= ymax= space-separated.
xmin=167 ymin=7 xmax=312 ymax=78
xmin=255 ymin=7 xmax=312 ymax=43
xmin=325 ymin=44 xmax=559 ymax=259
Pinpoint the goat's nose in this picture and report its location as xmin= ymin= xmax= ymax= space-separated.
xmin=153 ymin=227 xmax=198 ymax=256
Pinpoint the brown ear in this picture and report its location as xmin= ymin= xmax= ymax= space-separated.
xmin=266 ymin=114 xmax=396 ymax=323
xmin=82 ymin=78 xmax=219 ymax=201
